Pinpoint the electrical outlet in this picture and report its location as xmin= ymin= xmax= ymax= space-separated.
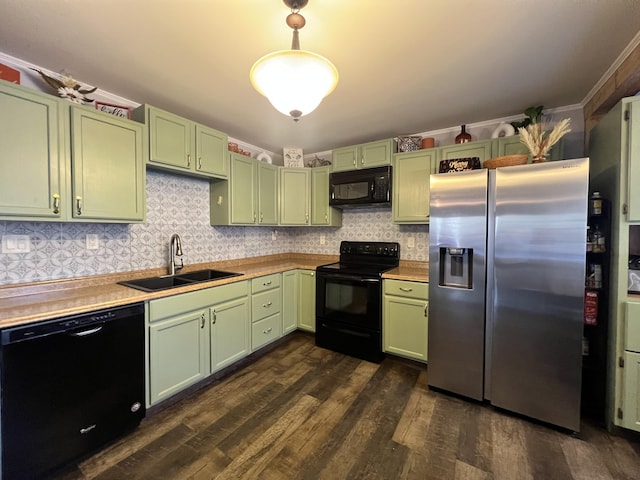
xmin=1 ymin=235 xmax=31 ymax=253
xmin=407 ymin=236 xmax=415 ymax=248
xmin=86 ymin=234 xmax=100 ymax=250
xmin=320 ymin=235 xmax=326 ymax=245
xmin=272 ymin=230 xmax=278 ymax=241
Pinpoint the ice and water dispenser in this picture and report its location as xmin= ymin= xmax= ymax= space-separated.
xmin=439 ymin=247 xmax=473 ymax=289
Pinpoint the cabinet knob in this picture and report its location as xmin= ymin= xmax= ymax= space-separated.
xmin=310 ymin=272 xmax=314 ymax=276
xmin=76 ymin=196 xmax=82 ymax=215
xmin=52 ymin=194 xmax=60 ymax=214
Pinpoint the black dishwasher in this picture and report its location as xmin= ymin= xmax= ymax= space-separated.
xmin=0 ymin=303 xmax=146 ymax=479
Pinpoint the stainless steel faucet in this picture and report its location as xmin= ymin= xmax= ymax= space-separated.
xmin=169 ymin=233 xmax=184 ymax=276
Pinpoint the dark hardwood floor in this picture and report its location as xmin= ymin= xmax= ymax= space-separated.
xmin=54 ymin=333 xmax=640 ymax=480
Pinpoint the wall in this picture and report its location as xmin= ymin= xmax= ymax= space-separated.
xmin=0 ymin=170 xmax=427 ymax=285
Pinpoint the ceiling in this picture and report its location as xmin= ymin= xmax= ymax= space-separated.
xmin=2 ymin=1 xmax=640 ymax=154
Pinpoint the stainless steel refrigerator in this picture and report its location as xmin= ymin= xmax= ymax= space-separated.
xmin=428 ymin=158 xmax=589 ymax=432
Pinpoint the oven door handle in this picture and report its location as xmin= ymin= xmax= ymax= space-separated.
xmin=320 ymin=274 xmax=380 ymax=283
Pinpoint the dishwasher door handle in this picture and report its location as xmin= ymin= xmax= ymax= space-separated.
xmin=68 ymin=325 xmax=104 ymax=337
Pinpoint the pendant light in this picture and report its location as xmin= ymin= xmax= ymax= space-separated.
xmin=250 ymin=0 xmax=339 ymax=122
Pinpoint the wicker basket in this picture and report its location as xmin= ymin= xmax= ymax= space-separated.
xmin=483 ymin=154 xmax=528 ymax=169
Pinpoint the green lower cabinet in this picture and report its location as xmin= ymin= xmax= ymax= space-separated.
xmin=210 ymin=297 xmax=250 ymax=373
xmin=149 ymin=308 xmax=209 ymax=405
xmin=298 ymin=269 xmax=316 ymax=332
xmin=392 ymin=149 xmax=437 ymax=224
xmin=622 ymin=351 xmax=640 ymax=431
xmin=383 ymin=279 xmax=428 ymax=362
xmin=282 ymin=270 xmax=298 ymax=334
xmin=251 ymin=273 xmax=283 ymax=351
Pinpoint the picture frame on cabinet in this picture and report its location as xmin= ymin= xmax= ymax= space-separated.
xmin=95 ymin=101 xmax=131 ymax=119
xmin=283 ymin=147 xmax=304 ymax=167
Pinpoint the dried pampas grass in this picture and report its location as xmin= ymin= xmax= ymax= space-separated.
xmin=519 ymin=118 xmax=571 ymax=161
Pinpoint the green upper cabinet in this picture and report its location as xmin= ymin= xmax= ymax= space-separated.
xmin=311 ymin=166 xmax=341 ymax=226
xmin=230 ymin=153 xmax=257 ymax=224
xmin=280 ymin=168 xmax=310 ymax=225
xmin=0 ymin=81 xmax=65 ymax=220
xmin=331 ymin=139 xmax=397 ymax=172
xmin=70 ymin=106 xmax=145 ymax=222
xmin=133 ymin=104 xmax=227 ymax=179
xmin=439 ymin=139 xmax=493 ymax=163
xmin=196 ymin=124 xmax=228 ymax=177
xmin=210 ymin=154 xmax=277 ymax=225
xmin=257 ymin=162 xmax=279 ymax=225
xmin=492 ymin=134 xmax=562 ymax=161
xmin=392 ymin=149 xmax=437 ymax=224
xmin=627 ymin=99 xmax=640 ymax=222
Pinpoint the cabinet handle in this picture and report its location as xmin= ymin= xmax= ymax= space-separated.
xmin=353 ymin=159 xmax=356 ymax=167
xmin=259 ymin=212 xmax=263 ymax=223
xmin=212 ymin=310 xmax=216 ymax=325
xmin=52 ymin=194 xmax=60 ymax=214
xmin=263 ymin=301 xmax=272 ymax=308
xmin=187 ymin=154 xmax=191 ymax=167
xmin=361 ymin=155 xmax=365 ymax=165
xmin=76 ymin=196 xmax=82 ymax=215
xmin=400 ymin=287 xmax=413 ymax=292
xmin=424 ymin=301 xmax=428 ymax=317
xmin=305 ymin=213 xmax=309 ymax=221
xmin=253 ymin=212 xmax=257 ymax=223
xmin=263 ymin=280 xmax=272 ymax=286
xmin=198 ymin=157 xmax=202 ymax=170
xmin=201 ymin=313 xmax=206 ymax=328
xmin=263 ymin=327 xmax=273 ymax=334
xmin=325 ymin=214 xmax=328 ymax=221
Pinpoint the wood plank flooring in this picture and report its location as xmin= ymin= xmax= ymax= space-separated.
xmin=54 ymin=333 xmax=640 ymax=480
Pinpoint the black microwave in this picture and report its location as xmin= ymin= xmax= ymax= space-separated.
xmin=329 ymin=166 xmax=392 ymax=208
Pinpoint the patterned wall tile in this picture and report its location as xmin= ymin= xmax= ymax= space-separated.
xmin=0 ymin=170 xmax=429 ymax=285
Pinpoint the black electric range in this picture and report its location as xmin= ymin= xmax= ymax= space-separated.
xmin=315 ymin=241 xmax=400 ymax=362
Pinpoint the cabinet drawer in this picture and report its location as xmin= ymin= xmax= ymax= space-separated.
xmin=252 ymin=288 xmax=282 ymax=322
xmin=251 ymin=313 xmax=282 ymax=351
xmin=384 ymin=279 xmax=428 ymax=300
xmin=625 ymin=302 xmax=640 ymax=352
xmin=251 ymin=273 xmax=281 ymax=293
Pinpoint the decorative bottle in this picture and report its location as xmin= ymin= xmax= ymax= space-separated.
xmin=455 ymin=125 xmax=471 ymax=144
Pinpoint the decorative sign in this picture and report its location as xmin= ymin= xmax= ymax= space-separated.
xmin=95 ymin=101 xmax=131 ymax=119
xmin=283 ymin=147 xmax=304 ymax=167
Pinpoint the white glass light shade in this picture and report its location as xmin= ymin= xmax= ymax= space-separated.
xmin=250 ymin=50 xmax=338 ymax=119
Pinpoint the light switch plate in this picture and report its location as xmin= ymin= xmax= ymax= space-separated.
xmin=407 ymin=237 xmax=415 ymax=248
xmin=2 ymin=235 xmax=31 ymax=253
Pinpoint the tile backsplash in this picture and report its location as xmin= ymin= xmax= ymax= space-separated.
xmin=0 ymin=170 xmax=428 ymax=285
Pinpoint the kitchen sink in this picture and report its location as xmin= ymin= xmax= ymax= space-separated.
xmin=118 ymin=269 xmax=242 ymax=292
xmin=177 ymin=269 xmax=242 ymax=282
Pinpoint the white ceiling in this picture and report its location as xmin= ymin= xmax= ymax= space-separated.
xmin=1 ymin=1 xmax=640 ymax=153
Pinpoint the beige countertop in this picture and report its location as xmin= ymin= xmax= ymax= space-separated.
xmin=0 ymin=254 xmax=428 ymax=329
